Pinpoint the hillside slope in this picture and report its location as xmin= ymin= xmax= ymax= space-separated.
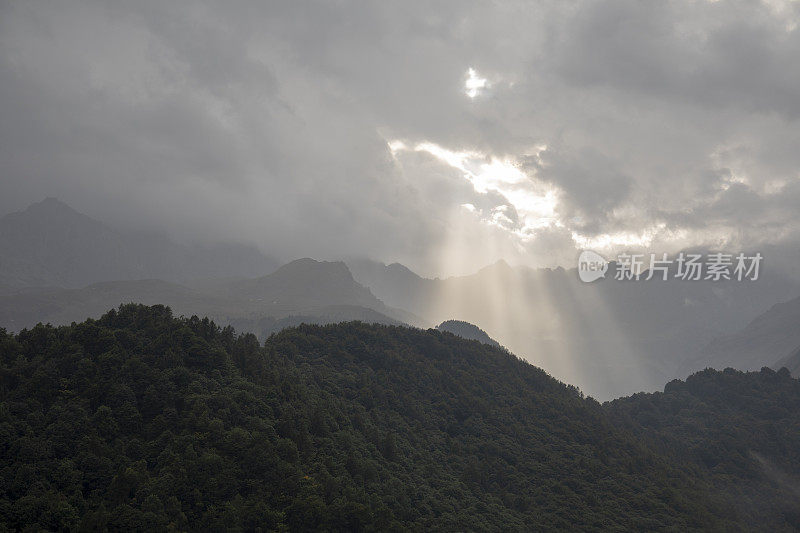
xmin=688 ymin=295 xmax=800 ymax=373
xmin=607 ymin=367 xmax=800 ymax=529
xmin=349 ymin=259 xmax=800 ymax=399
xmin=775 ymin=345 xmax=800 ymax=376
xmin=3 ymin=305 xmax=800 ymax=529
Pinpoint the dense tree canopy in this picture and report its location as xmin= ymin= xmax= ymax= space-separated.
xmin=0 ymin=304 xmax=798 ymax=531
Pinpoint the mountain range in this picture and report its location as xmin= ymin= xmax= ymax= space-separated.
xmin=348 ymin=258 xmax=800 ymax=398
xmin=0 ymin=258 xmax=419 ymax=338
xmin=3 ymin=198 xmax=800 ymax=399
xmin=0 ymin=198 xmax=424 ymax=338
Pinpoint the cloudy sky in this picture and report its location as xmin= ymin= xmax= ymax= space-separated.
xmin=2 ymin=0 xmax=800 ymax=277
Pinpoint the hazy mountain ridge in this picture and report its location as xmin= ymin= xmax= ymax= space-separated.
xmin=227 ymin=258 xmax=396 ymax=315
xmin=776 ymin=347 xmax=800 ymax=377
xmin=0 ymin=198 xmax=279 ymax=288
xmin=2 ymin=199 xmax=798 ymax=399
xmin=0 ymin=200 xmax=420 ymax=336
xmin=349 ymin=258 xmax=800 ymax=398
xmin=0 ymin=259 xmax=414 ymax=336
xmin=687 ymin=295 xmax=800 ymax=374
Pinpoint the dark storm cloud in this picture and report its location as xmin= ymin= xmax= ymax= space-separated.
xmin=1 ymin=0 xmax=799 ymax=275
xmin=552 ymin=0 xmax=800 ymax=116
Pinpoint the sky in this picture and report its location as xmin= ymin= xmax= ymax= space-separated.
xmin=2 ymin=0 xmax=800 ymax=277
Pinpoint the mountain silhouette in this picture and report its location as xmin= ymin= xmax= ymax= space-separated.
xmin=0 ymin=198 xmax=279 ymax=288
xmin=0 ymin=258 xmax=421 ymax=337
xmin=349 ymin=258 xmax=800 ymax=398
xmin=687 ymin=294 xmax=800 ymax=373
xmin=436 ymin=319 xmax=501 ymax=347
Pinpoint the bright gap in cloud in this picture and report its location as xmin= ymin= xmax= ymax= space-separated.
xmin=391 ymin=140 xmax=558 ymax=237
xmin=464 ymin=68 xmax=487 ymax=98
xmin=570 ymin=224 xmax=671 ymax=250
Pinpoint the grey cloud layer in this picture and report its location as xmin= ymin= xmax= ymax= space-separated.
xmin=1 ymin=0 xmax=798 ymax=276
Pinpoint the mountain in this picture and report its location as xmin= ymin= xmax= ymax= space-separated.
xmin=436 ymin=319 xmax=500 ymax=347
xmin=776 ymin=347 xmax=800 ymax=376
xmin=606 ymin=366 xmax=800 ymax=529
xmin=0 ymin=198 xmax=279 ymax=288
xmin=686 ymin=294 xmax=800 ymax=374
xmin=228 ymin=258 xmax=398 ymax=315
xmin=210 ymin=258 xmax=426 ymax=337
xmin=346 ymin=258 xmax=436 ymax=315
xmin=0 ymin=199 xmax=425 ymax=340
xmin=349 ymin=258 xmax=800 ymax=399
xmin=0 ymin=279 xmax=214 ymax=332
xmin=2 ymin=305 xmax=799 ymax=530
xmin=0 ymin=259 xmax=418 ymax=338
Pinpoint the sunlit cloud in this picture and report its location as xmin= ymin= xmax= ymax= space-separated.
xmin=391 ymin=140 xmax=559 ymax=237
xmin=464 ymin=67 xmax=487 ymax=98
xmin=570 ymin=225 xmax=668 ymax=250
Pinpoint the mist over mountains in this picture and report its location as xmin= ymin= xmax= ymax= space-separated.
xmin=348 ymin=257 xmax=800 ymax=398
xmin=687 ymin=295 xmax=800 ymax=372
xmin=777 ymin=347 xmax=800 ymax=377
xmin=0 ymin=198 xmax=279 ymax=290
xmin=0 ymin=260 xmax=412 ymax=340
xmin=2 ymin=198 xmax=800 ymax=400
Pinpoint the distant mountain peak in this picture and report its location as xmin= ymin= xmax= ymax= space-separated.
xmin=386 ymin=262 xmax=415 ymax=274
xmin=775 ymin=345 xmax=800 ymax=376
xmin=2 ymin=197 xmax=96 ymax=225
xmin=274 ymin=258 xmax=354 ymax=281
xmin=436 ymin=319 xmax=501 ymax=347
xmin=480 ymin=259 xmax=513 ymax=273
xmin=223 ymin=257 xmax=394 ymax=315
xmin=30 ymin=196 xmax=69 ymax=208
xmin=22 ymin=197 xmax=84 ymax=217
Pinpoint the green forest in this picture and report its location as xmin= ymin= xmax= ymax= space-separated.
xmin=1 ymin=304 xmax=799 ymax=531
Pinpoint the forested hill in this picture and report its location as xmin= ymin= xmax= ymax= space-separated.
xmin=606 ymin=366 xmax=800 ymax=529
xmin=436 ymin=319 xmax=501 ymax=347
xmin=1 ymin=305 xmax=799 ymax=531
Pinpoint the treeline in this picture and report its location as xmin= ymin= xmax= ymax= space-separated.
xmin=0 ymin=304 xmax=798 ymax=531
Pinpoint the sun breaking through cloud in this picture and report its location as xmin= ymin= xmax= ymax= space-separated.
xmin=464 ymin=68 xmax=487 ymax=98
